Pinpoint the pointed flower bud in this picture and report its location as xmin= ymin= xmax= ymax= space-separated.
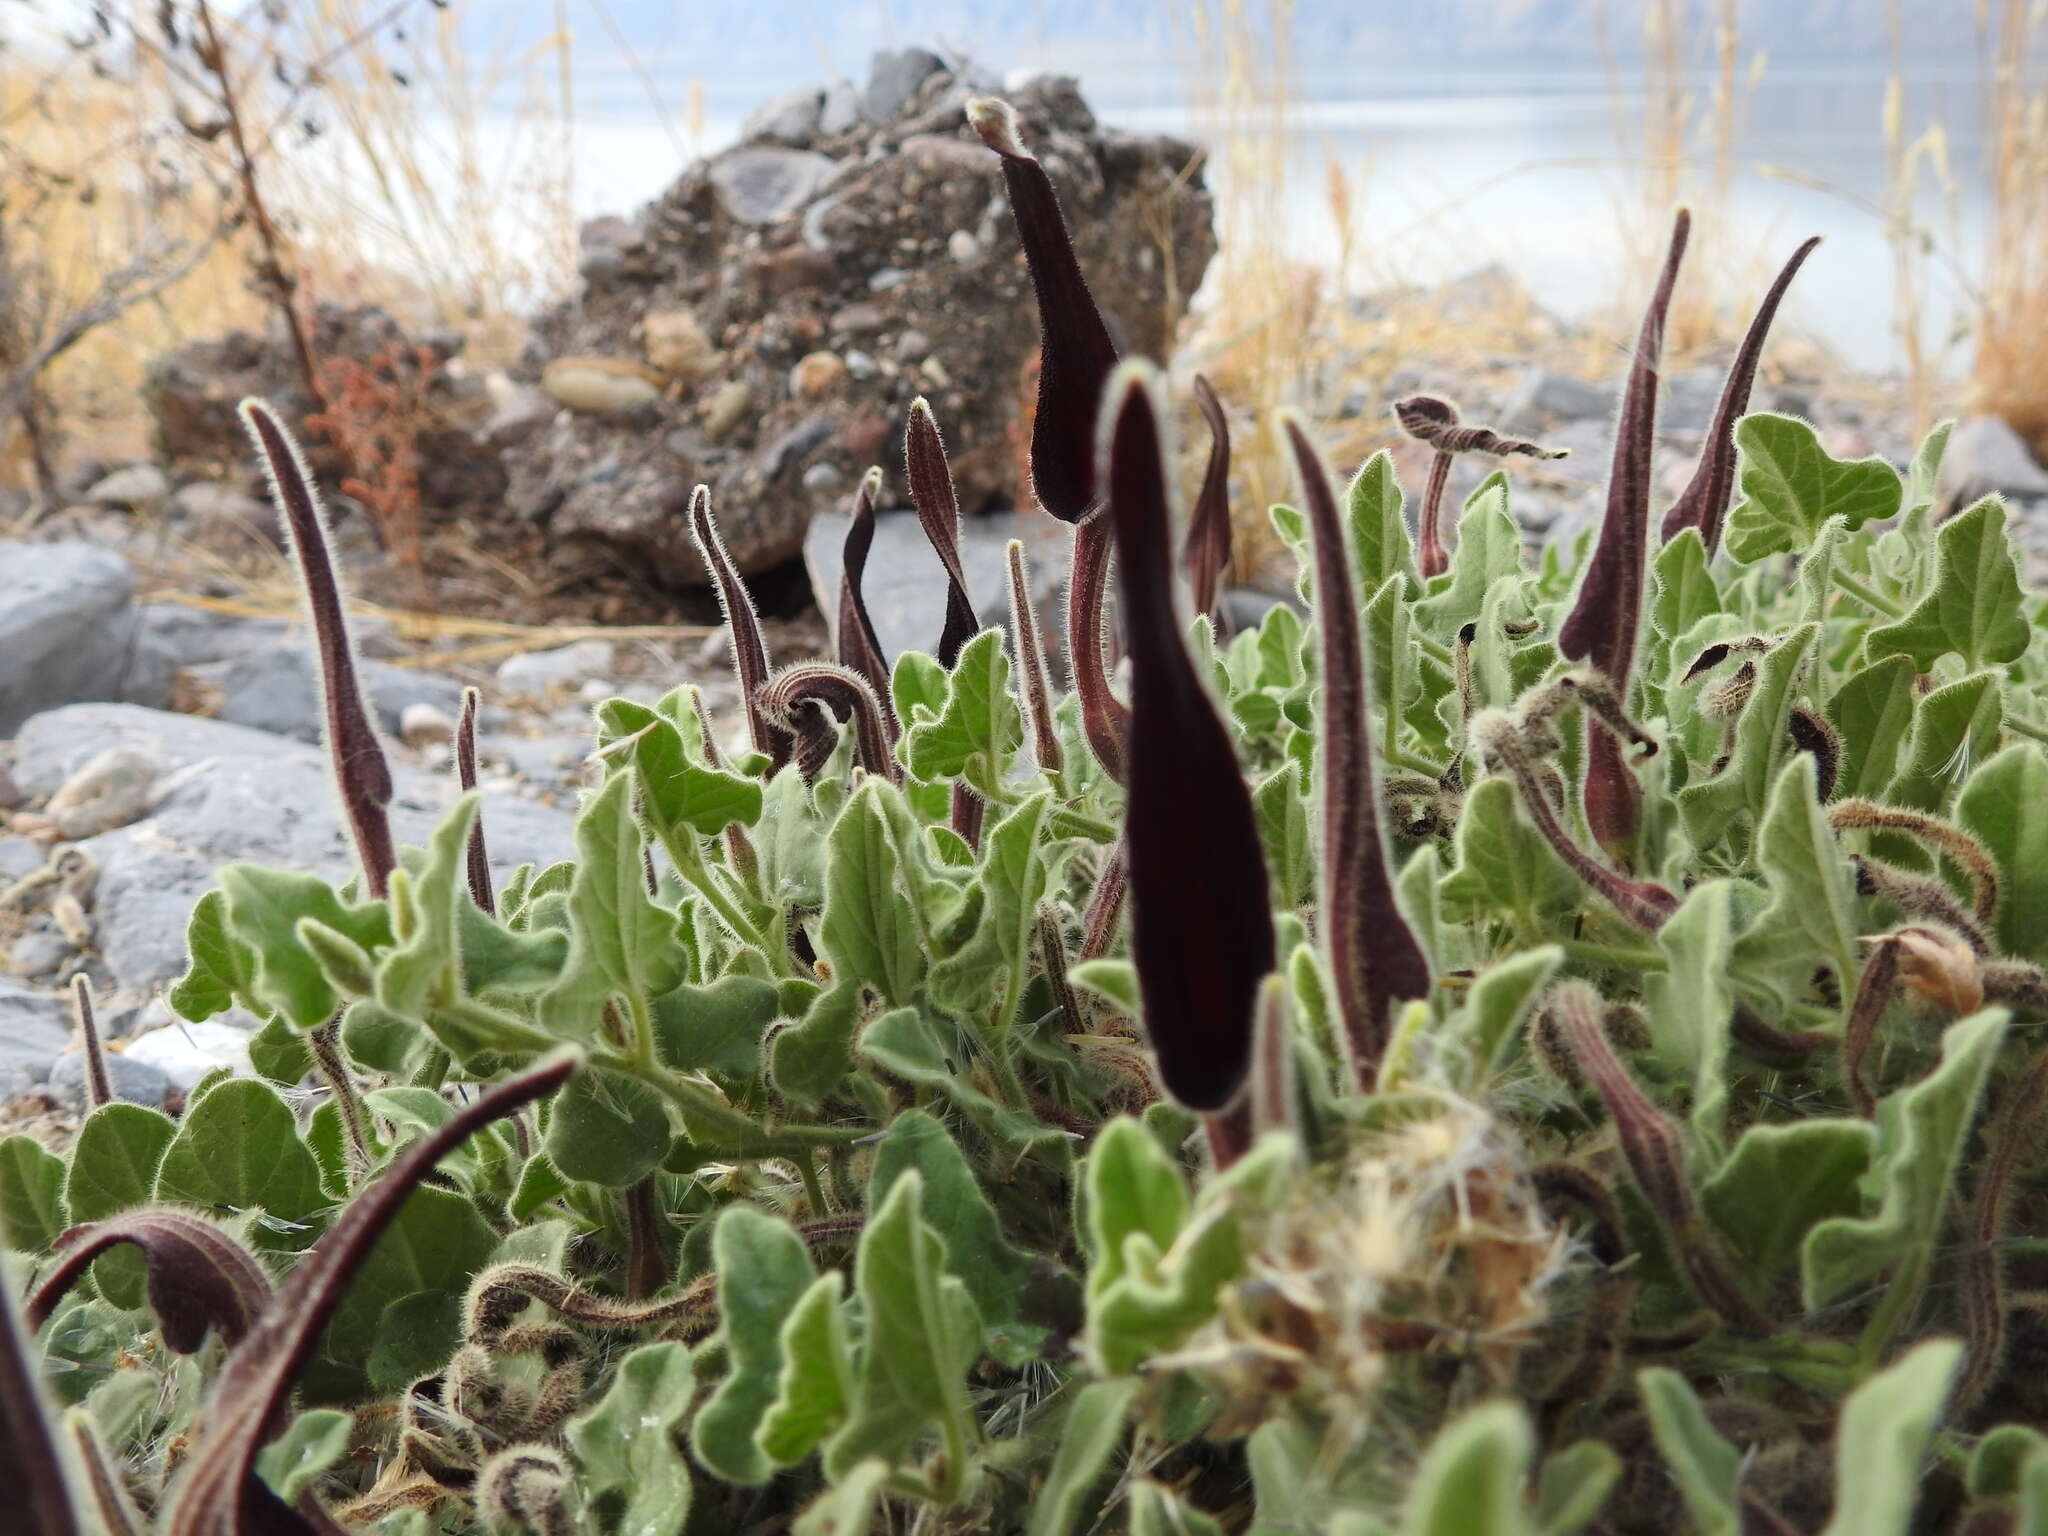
xmin=836 ymin=466 xmax=897 ymax=737
xmin=1103 ymin=363 xmax=1273 ymax=1111
xmin=1186 ymin=374 xmax=1233 ymax=624
xmin=687 ymin=485 xmax=790 ymax=771
xmin=904 ymin=398 xmax=979 ymax=666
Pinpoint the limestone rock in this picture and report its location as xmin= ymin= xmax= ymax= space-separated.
xmin=0 ymin=542 xmax=167 ymax=733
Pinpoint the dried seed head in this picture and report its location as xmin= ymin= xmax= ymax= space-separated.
xmin=1889 ymin=925 xmax=1985 ymax=1016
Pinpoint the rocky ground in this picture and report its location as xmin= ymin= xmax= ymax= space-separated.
xmin=5 ymin=47 xmax=2048 ymax=1144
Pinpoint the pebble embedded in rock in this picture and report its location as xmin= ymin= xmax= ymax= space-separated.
xmin=702 ymin=381 xmax=754 ymax=443
xmin=542 ymin=357 xmax=666 ymax=418
xmin=45 ymin=745 xmax=156 ymax=840
xmin=642 ymin=308 xmax=722 ymax=383
xmin=742 ymin=86 xmax=825 ymax=146
xmin=84 ymin=463 xmax=170 ymax=509
xmin=862 ymin=47 xmax=945 ymax=121
xmin=400 ymin=702 xmax=457 ymax=750
xmin=707 ymin=145 xmax=837 ymax=225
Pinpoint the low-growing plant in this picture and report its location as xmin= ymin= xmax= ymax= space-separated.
xmin=9 ymin=94 xmax=2048 ymax=1534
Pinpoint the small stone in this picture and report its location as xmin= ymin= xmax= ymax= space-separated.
xmin=920 ymin=355 xmax=953 ymax=389
xmin=0 ymin=835 xmax=40 ymax=881
xmin=862 ymin=47 xmax=945 ymax=121
xmin=843 ymin=349 xmax=877 ymax=380
xmin=1939 ymin=416 xmax=2048 ymax=506
xmin=790 ymin=350 xmax=847 ymax=400
xmin=866 ymin=267 xmax=909 ymax=292
xmin=802 ymin=461 xmax=845 ymax=492
xmin=642 ymin=309 xmax=722 ymax=383
xmin=0 ymin=762 xmax=21 ymax=814
xmin=8 ymin=922 xmax=73 ymax=980
xmin=702 ymin=380 xmax=754 ymax=443
xmin=0 ymin=542 xmax=154 ymax=735
xmin=947 ymin=229 xmax=981 ymax=264
xmin=400 ymin=702 xmax=457 ymax=750
xmin=1498 ymin=366 xmax=1617 ymax=432
xmin=746 ymin=246 xmax=836 ymax=295
xmin=707 ymin=145 xmax=837 ymax=225
xmin=45 ymin=745 xmax=156 ymax=839
xmin=0 ymin=976 xmax=67 ymax=1095
xmin=481 ymin=381 xmax=556 ymax=448
xmin=831 ymin=303 xmax=887 ymax=336
xmin=122 ymin=1017 xmax=255 ymax=1090
xmin=819 ymin=78 xmax=860 ymax=135
xmin=47 ymin=1047 xmax=173 ymax=1110
xmin=85 ymin=463 xmax=170 ymax=509
xmin=743 ymin=85 xmax=825 ymax=145
xmin=894 ymin=328 xmax=930 ymax=362
xmin=494 ymin=639 xmax=617 ymax=697
xmin=542 ymin=357 xmax=665 ymax=418
xmin=757 ymin=416 xmax=836 ymax=481
xmin=172 ymin=480 xmax=280 ymax=550
xmin=577 ymin=215 xmax=643 ymax=286
xmin=838 ymin=411 xmax=893 ymax=464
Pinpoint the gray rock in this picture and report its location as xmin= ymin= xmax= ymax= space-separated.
xmin=85 ymin=463 xmax=171 ymax=509
xmin=1499 ymin=366 xmax=1617 ymax=432
xmin=0 ymin=759 xmax=18 ymax=812
xmin=1939 ymin=416 xmax=2048 ymax=506
xmin=863 ymin=47 xmax=944 ymax=121
xmin=0 ymin=836 xmax=43 ymax=882
xmin=8 ymin=922 xmax=74 ymax=980
xmin=1660 ymin=368 xmax=1726 ymax=437
xmin=196 ymin=648 xmax=465 ymax=744
xmin=494 ymin=639 xmax=616 ymax=696
xmin=757 ymin=415 xmax=835 ymax=481
xmin=14 ymin=703 xmax=578 ymax=994
xmin=819 ymin=78 xmax=860 ymax=135
xmin=804 ymin=506 xmax=1068 ymax=664
xmin=46 ymin=1047 xmax=174 ymax=1109
xmin=707 ymin=146 xmax=837 ymax=225
xmin=481 ymin=383 xmax=557 ymax=449
xmin=480 ymin=733 xmax=592 ymax=788
xmin=135 ymin=603 xmax=290 ymax=669
xmin=122 ymin=1016 xmax=254 ymax=1089
xmin=0 ymin=541 xmax=166 ymax=733
xmin=743 ymin=86 xmax=825 ymax=145
xmin=0 ymin=977 xmax=67 ymax=1095
xmin=171 ymin=480 xmax=279 ymax=550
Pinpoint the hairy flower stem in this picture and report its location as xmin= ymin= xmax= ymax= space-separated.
xmin=455 ymin=687 xmax=493 ymax=915
xmin=621 ymin=1177 xmax=668 ymax=1302
xmin=688 ymin=485 xmax=790 ymax=772
xmin=1558 ymin=211 xmax=1691 ymax=859
xmin=1955 ymin=1044 xmax=2048 ymax=1419
xmin=240 ymin=398 xmax=395 ymax=897
xmin=1080 ymin=843 xmax=1128 ymax=961
xmin=1067 ymin=511 xmax=1129 ymax=783
xmin=1007 ymin=540 xmax=1065 ymax=784
xmin=1286 ymin=414 xmax=1431 ymax=1084
xmin=1549 ymin=983 xmax=1775 ymax=1334
xmin=307 ymin=1016 xmax=372 ymax=1184
xmin=70 ymin=975 xmax=110 ymax=1112
xmin=1417 ymin=450 xmax=1453 ymax=578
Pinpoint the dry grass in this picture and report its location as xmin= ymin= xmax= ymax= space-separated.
xmin=1970 ymin=0 xmax=2048 ymax=452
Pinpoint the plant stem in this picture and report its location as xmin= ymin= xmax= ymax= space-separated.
xmin=1831 ymin=568 xmax=1906 ymax=620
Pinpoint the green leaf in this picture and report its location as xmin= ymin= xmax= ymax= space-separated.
xmin=1069 ymin=959 xmax=1139 ymax=1016
xmin=0 ymin=1133 xmax=67 ymax=1252
xmin=1254 ymin=763 xmax=1313 ymax=909
xmin=1958 ymin=743 xmax=2048 ymax=964
xmin=1729 ymin=755 xmax=1860 ymax=1009
xmin=375 ymin=793 xmax=482 ymax=1019
xmin=1399 ymin=1400 xmax=1536 ymax=1536
xmin=927 ymin=792 xmax=1052 ymax=1026
xmin=824 ymin=1171 xmax=981 ymax=1487
xmin=1132 ymin=1481 xmax=1226 ymax=1536
xmin=217 ymin=865 xmax=393 ymax=1029
xmin=540 ymin=774 xmax=684 ymax=1039
xmin=457 ymin=902 xmax=571 ymax=999
xmin=856 ymin=1008 xmax=1066 ymax=1156
xmin=1082 ymin=1118 xmax=1188 ymax=1293
xmin=1700 ymin=1119 xmax=1876 ymax=1275
xmin=570 ymin=1341 xmax=695 ymax=1536
xmin=771 ymin=982 xmax=863 ymax=1109
xmin=365 ymin=1290 xmax=462 ymax=1390
xmin=1638 ymin=1368 xmax=1740 ymax=1536
xmin=599 ymin=700 xmax=762 ymax=838
xmin=1439 ymin=776 xmax=1580 ymax=942
xmin=154 ymin=1078 xmax=327 ymax=1252
xmin=1651 ymin=527 xmax=1721 ymax=641
xmin=1887 ymin=669 xmax=2003 ymax=812
xmin=793 ymin=1460 xmax=889 ymax=1536
xmin=1345 ymin=448 xmax=1416 ymax=595
xmin=1723 ymin=413 xmax=1904 ymax=563
xmin=1535 ymin=1441 xmax=1621 ymax=1536
xmin=1677 ymin=622 xmax=1818 ymax=851
xmin=1820 ymin=1338 xmax=1962 ymax=1536
xmin=868 ymin=1111 xmax=1035 ymax=1361
xmin=651 ymin=973 xmax=780 ymax=1079
xmin=692 ymin=1205 xmax=818 ymax=1487
xmin=65 ymin=1103 xmax=175 ymax=1306
xmin=819 ymin=781 xmax=930 ymax=1007
xmin=1027 ymin=1380 xmax=1139 ymax=1536
xmin=1867 ymin=496 xmax=2028 ymax=670
xmin=169 ymin=889 xmax=254 ymax=1022
xmin=756 ymin=1272 xmax=853 ymax=1468
xmin=1803 ymin=1009 xmax=2007 ymax=1311
xmin=1646 ymin=881 xmax=1739 ymax=1158
xmin=902 ymin=628 xmax=1023 ymax=799
xmin=303 ymin=1183 xmax=497 ymax=1404
xmin=1449 ymin=945 xmax=1562 ymax=1083
xmin=1363 ymin=573 xmax=1417 ymax=751
xmin=1417 ymin=479 xmax=1523 ymax=632
xmin=1826 ymin=654 xmax=1917 ymax=799
xmin=890 ymin=649 xmax=949 ymax=728
xmin=247 ymin=1013 xmax=312 ymax=1085
xmin=1905 ymin=419 xmax=1954 ymax=517
xmin=543 ymin=1067 xmax=670 ymax=1188
xmin=255 ymin=1408 xmax=352 ymax=1504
